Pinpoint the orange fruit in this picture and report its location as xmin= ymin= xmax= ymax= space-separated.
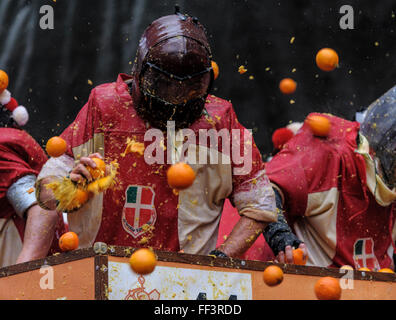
xmin=292 ymin=248 xmax=307 ymax=265
xmin=340 ymin=265 xmax=354 ymax=271
xmin=167 ymin=162 xmax=196 ymax=190
xmin=0 ymin=70 xmax=9 ymax=94
xmin=306 ymin=115 xmax=331 ymax=137
xmin=86 ymin=157 xmax=106 ymax=180
xmin=358 ymin=267 xmax=371 ymax=272
xmin=74 ymin=188 xmax=90 ymax=206
xmin=64 ymin=188 xmax=90 ymax=212
xmin=314 ymin=276 xmax=341 ymax=300
xmin=378 ymin=268 xmax=395 ymax=274
xmin=211 ymin=61 xmax=220 ymax=80
xmin=59 ymin=232 xmax=79 ymax=251
xmin=279 ymin=78 xmax=297 ymax=95
xmin=46 ymin=136 xmax=67 ymax=158
xmin=129 ymin=248 xmax=157 ymax=275
xmin=316 ymin=48 xmax=339 ymax=72
xmin=263 ymin=265 xmax=284 ymax=287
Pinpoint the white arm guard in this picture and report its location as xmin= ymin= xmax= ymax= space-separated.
xmin=7 ymin=174 xmax=37 ymax=218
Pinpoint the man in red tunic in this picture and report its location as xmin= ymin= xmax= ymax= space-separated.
xmin=36 ymin=11 xmax=304 ymax=259
xmin=266 ymin=85 xmax=396 ymax=270
xmin=0 ymin=78 xmax=62 ymax=267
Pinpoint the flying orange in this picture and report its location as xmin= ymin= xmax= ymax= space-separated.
xmin=167 ymin=162 xmax=196 ymax=190
xmin=314 ymin=277 xmax=342 ymax=300
xmin=129 ymin=248 xmax=157 ymax=275
xmin=0 ymin=70 xmax=9 ymax=94
xmin=46 ymin=137 xmax=67 ymax=158
xmin=263 ymin=265 xmax=284 ymax=287
xmin=279 ymin=78 xmax=297 ymax=95
xmin=59 ymin=232 xmax=79 ymax=251
xmin=306 ymin=115 xmax=331 ymax=137
xmin=316 ymin=48 xmax=339 ymax=72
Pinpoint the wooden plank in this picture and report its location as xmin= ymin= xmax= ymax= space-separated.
xmin=94 ymin=255 xmax=109 ymax=300
xmin=0 ymin=247 xmax=95 ymax=279
xmin=0 ymin=244 xmax=394 ymax=288
xmin=0 ymin=258 xmax=96 ymax=300
xmin=107 ymin=256 xmax=396 ymax=300
xmin=108 ymin=245 xmax=396 ymax=283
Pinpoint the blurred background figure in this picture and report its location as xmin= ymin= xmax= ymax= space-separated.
xmin=266 ymin=86 xmax=396 ymax=270
xmin=0 ymin=70 xmax=63 ymax=267
xmin=355 ymin=106 xmax=368 ymax=124
xmin=265 ymin=122 xmax=303 ymax=162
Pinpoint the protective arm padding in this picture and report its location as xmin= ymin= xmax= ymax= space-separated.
xmin=233 ymin=170 xmax=278 ymax=223
xmin=7 ymin=175 xmax=37 ymax=218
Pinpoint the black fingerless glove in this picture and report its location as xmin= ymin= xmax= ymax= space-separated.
xmin=263 ymin=187 xmax=303 ymax=256
xmin=209 ymin=250 xmax=228 ymax=258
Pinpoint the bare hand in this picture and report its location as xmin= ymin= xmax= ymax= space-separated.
xmin=70 ymin=153 xmax=103 ymax=183
xmin=276 ymin=243 xmax=308 ymax=264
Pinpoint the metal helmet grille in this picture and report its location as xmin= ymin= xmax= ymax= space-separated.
xmin=130 ymin=11 xmax=214 ymax=131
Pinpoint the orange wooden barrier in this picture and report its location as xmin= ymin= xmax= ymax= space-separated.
xmin=0 ymin=245 xmax=395 ymax=300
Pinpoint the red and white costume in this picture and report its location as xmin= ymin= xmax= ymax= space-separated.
xmin=38 ymin=74 xmax=277 ymax=255
xmin=266 ymin=113 xmax=396 ymax=269
xmin=0 ymin=128 xmax=62 ymax=267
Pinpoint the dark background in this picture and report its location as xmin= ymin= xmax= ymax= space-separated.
xmin=0 ymin=0 xmax=395 ymax=157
